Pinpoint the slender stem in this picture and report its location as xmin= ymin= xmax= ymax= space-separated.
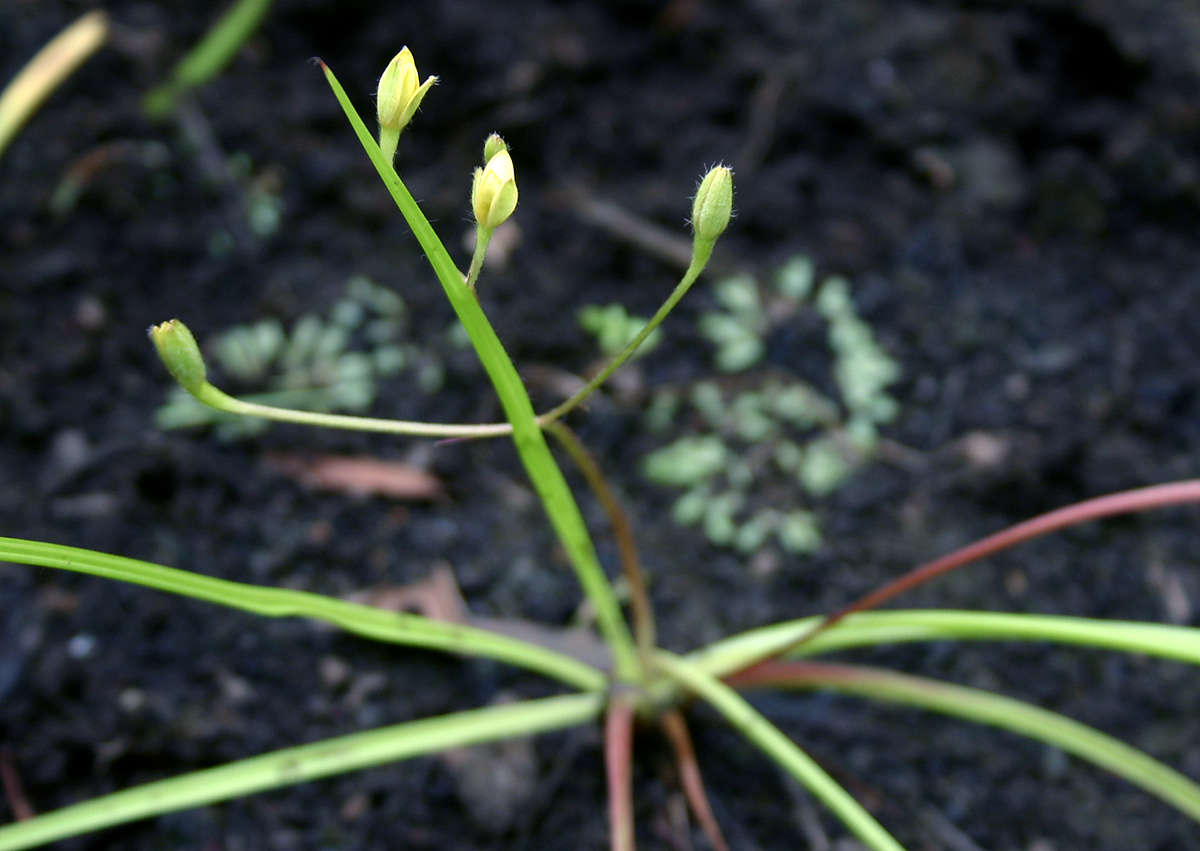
xmin=605 ymin=696 xmax=637 ymax=851
xmin=547 ymin=421 xmax=656 ymax=664
xmin=0 ymin=746 xmax=32 ymax=822
xmin=0 ymin=537 xmax=607 ymax=692
xmin=321 ymin=62 xmax=639 ymax=681
xmin=539 ymin=239 xmax=715 ymax=426
xmin=184 ymin=194 xmax=722 ymax=447
xmin=729 ymin=661 xmax=1200 ymax=824
xmin=655 ymin=652 xmax=905 ymax=851
xmin=660 ymin=710 xmax=729 ymax=851
xmin=780 ymin=479 xmax=1200 ymax=661
xmin=187 ymin=381 xmax=512 ymax=438
xmin=184 ymin=219 xmax=710 ymax=441
xmin=0 ymin=693 xmax=603 ymax=851
xmin=465 ymin=223 xmax=491 ymax=291
xmin=192 ymin=220 xmax=717 ymax=438
xmin=379 ymin=125 xmax=399 ymax=165
xmin=205 ymin=225 xmax=716 ymax=441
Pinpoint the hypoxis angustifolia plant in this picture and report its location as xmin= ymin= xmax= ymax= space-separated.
xmin=2 ymin=46 xmax=1200 ymax=851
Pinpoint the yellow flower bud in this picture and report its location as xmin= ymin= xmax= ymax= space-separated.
xmin=149 ymin=319 xmax=207 ymax=394
xmin=376 ymin=47 xmax=437 ymax=134
xmin=471 ymin=148 xmax=519 ymax=230
xmin=691 ymin=165 xmax=733 ymax=242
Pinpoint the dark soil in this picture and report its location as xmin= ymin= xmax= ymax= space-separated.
xmin=3 ymin=1 xmax=1200 ymax=849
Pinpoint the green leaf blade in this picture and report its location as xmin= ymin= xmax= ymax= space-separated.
xmin=0 ymin=693 xmax=602 ymax=850
xmin=0 ymin=537 xmax=606 ymax=692
xmin=739 ymin=662 xmax=1200 ymax=826
xmin=318 ymin=61 xmax=638 ymax=681
xmin=690 ymin=610 xmax=1200 ymax=680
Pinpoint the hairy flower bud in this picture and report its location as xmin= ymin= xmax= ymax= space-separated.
xmin=149 ymin=319 xmax=207 ymax=394
xmin=691 ymin=165 xmax=733 ymax=242
xmin=482 ymin=133 xmax=508 ymax=163
xmin=377 ymin=47 xmax=436 ymax=134
xmin=471 ymin=148 xmax=519 ymax=230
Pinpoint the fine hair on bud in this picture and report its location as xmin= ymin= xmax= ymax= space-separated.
xmin=691 ymin=164 xmax=734 ymax=242
xmin=483 ymin=133 xmax=508 ymax=163
xmin=472 ymin=148 xmax=519 ymax=230
xmin=376 ymin=46 xmax=437 ymax=137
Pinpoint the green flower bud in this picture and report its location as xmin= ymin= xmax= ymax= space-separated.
xmin=482 ymin=133 xmax=508 ymax=163
xmin=377 ymin=47 xmax=437 ymax=134
xmin=149 ymin=319 xmax=207 ymax=394
xmin=691 ymin=165 xmax=733 ymax=242
xmin=471 ymin=148 xmax=519 ymax=230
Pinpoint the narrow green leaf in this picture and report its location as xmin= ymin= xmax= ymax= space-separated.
xmin=691 ymin=610 xmax=1200 ymax=680
xmin=143 ymin=0 xmax=273 ymax=117
xmin=0 ymin=537 xmax=605 ymax=692
xmin=319 ymin=62 xmax=638 ymax=680
xmin=0 ymin=693 xmax=602 ymax=850
xmin=742 ymin=662 xmax=1200 ymax=825
xmin=655 ymin=653 xmax=906 ymax=851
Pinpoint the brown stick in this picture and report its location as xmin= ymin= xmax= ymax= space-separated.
xmin=660 ymin=710 xmax=730 ymax=851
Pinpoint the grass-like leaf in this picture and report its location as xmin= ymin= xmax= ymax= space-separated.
xmin=0 ymin=537 xmax=605 ymax=692
xmin=732 ymin=661 xmax=1200 ymax=825
xmin=319 ymin=60 xmax=639 ymax=679
xmin=142 ymin=0 xmax=273 ymax=117
xmin=691 ymin=609 xmax=1200 ymax=679
xmin=0 ymin=10 xmax=108 ymax=159
xmin=0 ymin=692 xmax=602 ymax=850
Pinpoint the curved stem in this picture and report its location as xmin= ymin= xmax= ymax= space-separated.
xmin=660 ymin=710 xmax=729 ymax=851
xmin=187 ymin=381 xmax=513 ymax=438
xmin=547 ymin=421 xmax=656 ymax=665
xmin=188 ymin=215 xmax=721 ymax=445
xmin=781 ymin=479 xmax=1200 ymax=661
xmin=539 ymin=239 xmax=715 ymax=426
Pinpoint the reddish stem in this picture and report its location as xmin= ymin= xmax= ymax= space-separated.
xmin=660 ymin=710 xmax=730 ymax=851
xmin=549 ymin=421 xmax=657 ymax=663
xmin=605 ymin=697 xmax=637 ymax=851
xmin=726 ymin=660 xmax=871 ymax=690
xmin=0 ymin=746 xmax=33 ymax=821
xmin=772 ymin=479 xmax=1200 ymax=663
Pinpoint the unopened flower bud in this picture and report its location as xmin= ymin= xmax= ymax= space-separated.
xmin=377 ymin=47 xmax=436 ymax=135
xmin=471 ymin=148 xmax=519 ymax=230
xmin=482 ymin=133 xmax=508 ymax=163
xmin=691 ymin=165 xmax=733 ymax=242
xmin=149 ymin=319 xmax=207 ymax=394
